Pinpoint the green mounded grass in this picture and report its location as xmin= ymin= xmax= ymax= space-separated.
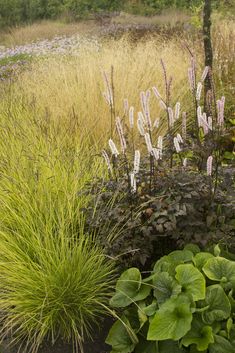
xmin=0 ymin=101 xmax=114 ymax=352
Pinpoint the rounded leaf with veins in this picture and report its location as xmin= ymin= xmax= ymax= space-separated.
xmin=181 ymin=316 xmax=214 ymax=351
xmin=201 ymin=285 xmax=231 ymax=324
xmin=152 ymin=271 xmax=181 ymax=305
xmin=203 ymin=257 xmax=235 ymax=283
xmin=175 ymin=264 xmax=206 ymax=301
xmin=193 ymin=252 xmax=214 ymax=271
xmin=106 ymin=317 xmax=138 ymax=353
xmin=147 ymin=295 xmax=193 ymax=341
xmin=110 ymin=268 xmax=151 ymax=307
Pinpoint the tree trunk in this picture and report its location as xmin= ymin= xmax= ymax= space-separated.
xmin=203 ymin=0 xmax=213 ymax=113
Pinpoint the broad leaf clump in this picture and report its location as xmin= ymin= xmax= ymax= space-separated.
xmin=106 ymin=245 xmax=235 ymax=353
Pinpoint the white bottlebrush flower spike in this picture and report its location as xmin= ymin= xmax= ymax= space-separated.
xmin=177 ymin=133 xmax=183 ymax=144
xmin=157 ymin=136 xmax=163 ymax=159
xmin=217 ymin=96 xmax=225 ymax=127
xmin=108 ymin=139 xmax=119 ymax=157
xmin=152 ymin=86 xmax=162 ymax=100
xmin=144 ymin=133 xmax=153 ymax=154
xmin=159 ymin=99 xmax=167 ymax=110
xmin=183 ymin=158 xmax=187 ymax=167
xmin=201 ymin=66 xmax=209 ymax=82
xmin=196 ymin=82 xmax=203 ymax=101
xmin=182 ymin=112 xmax=187 ymax=139
xmin=102 ymin=150 xmax=112 ymax=171
xmin=175 ymin=102 xmax=180 ymax=120
xmin=167 ymin=107 xmax=174 ymax=127
xmin=130 ymin=172 xmax=137 ymax=193
xmin=152 ymin=148 xmax=160 ymax=161
xmin=197 ymin=106 xmax=202 ymax=127
xmin=140 ymin=91 xmax=147 ymax=115
xmin=140 ymin=91 xmax=152 ymax=131
xmin=115 ymin=117 xmax=127 ymax=153
xmin=208 ymin=116 xmax=213 ymax=130
xmin=200 ymin=112 xmax=211 ymax=134
xmin=123 ymin=98 xmax=129 ymax=115
xmin=174 ymin=137 xmax=181 ymax=153
xmin=129 ymin=106 xmax=134 ymax=128
xmin=207 ymin=156 xmax=213 ymax=176
xmin=133 ymin=150 xmax=140 ymax=174
xmin=188 ymin=67 xmax=195 ymax=91
xmin=137 ymin=113 xmax=145 ymax=136
xmin=103 ymin=91 xmax=113 ymax=106
xmin=153 ymin=118 xmax=160 ymax=129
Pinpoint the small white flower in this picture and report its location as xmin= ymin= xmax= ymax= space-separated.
xmin=159 ymin=100 xmax=167 ymax=110
xmin=108 ymin=139 xmax=119 ymax=157
xmin=102 ymin=150 xmax=112 ymax=171
xmin=175 ymin=102 xmax=181 ymax=120
xmin=217 ymin=97 xmax=225 ymax=127
xmin=196 ymin=82 xmax=203 ymax=101
xmin=207 ymin=155 xmax=213 ymax=176
xmin=144 ymin=133 xmax=153 ymax=154
xmin=116 ymin=117 xmax=127 ymax=153
xmin=133 ymin=150 xmax=140 ymax=174
xmin=123 ymin=98 xmax=129 ymax=115
xmin=130 ymin=172 xmax=137 ymax=193
xmin=129 ymin=106 xmax=134 ymax=129
xmin=140 ymin=91 xmax=151 ymax=130
xmin=182 ymin=112 xmax=187 ymax=139
xmin=188 ymin=67 xmax=195 ymax=91
xmin=152 ymin=86 xmax=162 ymax=100
xmin=152 ymin=148 xmax=160 ymax=161
xmin=183 ymin=158 xmax=187 ymax=167
xmin=140 ymin=91 xmax=147 ymax=115
xmin=208 ymin=116 xmax=213 ymax=130
xmin=201 ymin=66 xmax=209 ymax=82
xmin=153 ymin=118 xmax=160 ymax=129
xmin=174 ymin=137 xmax=181 ymax=153
xmin=168 ymin=107 xmax=174 ymax=127
xmin=157 ymin=136 xmax=163 ymax=159
xmin=201 ymin=113 xmax=210 ymax=134
xmin=137 ymin=114 xmax=145 ymax=136
xmin=177 ymin=133 xmax=183 ymax=144
xmin=197 ymin=106 xmax=202 ymax=127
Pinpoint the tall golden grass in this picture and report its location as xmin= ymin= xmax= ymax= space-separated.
xmin=6 ymin=36 xmax=193 ymax=147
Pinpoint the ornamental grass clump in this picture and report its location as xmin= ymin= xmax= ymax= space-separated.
xmin=0 ymin=103 xmax=115 ymax=353
xmin=84 ymin=56 xmax=235 ymax=267
xmin=0 ymin=230 xmax=115 ymax=353
xmin=106 ymin=245 xmax=235 ymax=353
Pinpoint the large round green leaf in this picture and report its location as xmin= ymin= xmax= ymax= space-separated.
xmin=193 ymin=253 xmax=214 ymax=271
xmin=202 ymin=257 xmax=235 ymax=283
xmin=153 ymin=250 xmax=193 ymax=276
xmin=110 ymin=268 xmax=151 ymax=307
xmin=147 ymin=295 xmax=193 ymax=341
xmin=152 ymin=272 xmax=182 ymax=305
xmin=201 ymin=285 xmax=231 ymax=324
xmin=106 ymin=317 xmax=138 ymax=353
xmin=181 ymin=316 xmax=214 ymax=351
xmin=184 ymin=244 xmax=201 ymax=255
xmin=175 ymin=264 xmax=206 ymax=301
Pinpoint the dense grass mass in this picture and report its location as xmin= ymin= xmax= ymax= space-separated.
xmin=0 ymin=4 xmax=234 ymax=353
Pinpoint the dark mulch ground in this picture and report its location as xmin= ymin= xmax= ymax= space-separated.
xmin=0 ymin=318 xmax=113 ymax=353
